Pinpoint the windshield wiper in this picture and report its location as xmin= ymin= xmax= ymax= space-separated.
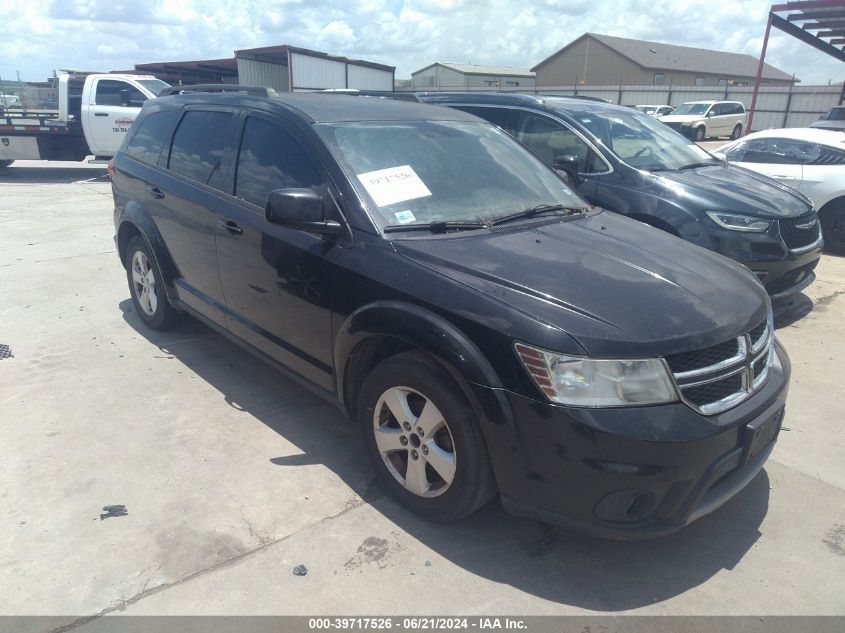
xmin=489 ymin=204 xmax=586 ymax=226
xmin=382 ymin=220 xmax=489 ymax=234
xmin=677 ymin=161 xmax=717 ymax=170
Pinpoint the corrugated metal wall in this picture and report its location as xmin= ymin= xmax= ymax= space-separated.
xmin=290 ymin=53 xmax=345 ymax=90
xmin=348 ymin=64 xmax=393 ymax=90
xmin=408 ymin=83 xmax=841 ymax=131
xmin=236 ymin=58 xmax=289 ymax=91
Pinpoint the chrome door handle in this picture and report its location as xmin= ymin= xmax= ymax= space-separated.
xmin=216 ymin=219 xmax=243 ymax=236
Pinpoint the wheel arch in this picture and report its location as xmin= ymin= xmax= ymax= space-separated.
xmin=335 ymin=301 xmax=517 ymax=434
xmin=116 ymin=213 xmax=179 ymax=300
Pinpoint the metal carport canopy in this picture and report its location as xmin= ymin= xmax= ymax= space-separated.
xmin=748 ymin=0 xmax=845 ymax=132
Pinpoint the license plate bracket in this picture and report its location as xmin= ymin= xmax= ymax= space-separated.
xmin=742 ymin=405 xmax=784 ymax=464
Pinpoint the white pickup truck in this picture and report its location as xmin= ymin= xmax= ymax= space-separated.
xmin=0 ymin=72 xmax=169 ymax=168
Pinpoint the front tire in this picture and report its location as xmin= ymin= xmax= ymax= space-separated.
xmin=358 ymin=352 xmax=497 ymax=522
xmin=125 ymin=235 xmax=181 ymax=330
xmin=695 ymin=126 xmax=706 ymax=142
xmin=820 ymin=200 xmax=845 ymax=255
xmin=731 ymin=124 xmax=742 ymax=140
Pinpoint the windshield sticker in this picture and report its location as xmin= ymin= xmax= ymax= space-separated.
xmin=393 ymin=210 xmax=417 ymax=224
xmin=356 ymin=165 xmax=432 ymax=207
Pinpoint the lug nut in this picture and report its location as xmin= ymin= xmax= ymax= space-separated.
xmin=411 ymin=450 xmax=418 ymax=460
xmin=417 ymin=427 xmax=424 ymax=436
xmin=422 ymin=445 xmax=429 ymax=455
xmin=400 ymin=436 xmax=408 ymax=446
xmin=403 ymin=422 xmax=412 ymax=431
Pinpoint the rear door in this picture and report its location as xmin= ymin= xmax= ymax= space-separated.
xmin=145 ymin=107 xmax=237 ymax=326
xmin=87 ymin=78 xmax=151 ymax=156
xmin=214 ymin=113 xmax=340 ymax=390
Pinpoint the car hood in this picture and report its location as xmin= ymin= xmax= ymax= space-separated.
xmin=809 ymin=120 xmax=845 ymax=131
xmin=659 ymin=115 xmax=702 ymax=124
xmin=650 ymin=163 xmax=810 ymax=219
xmin=393 ymin=211 xmax=768 ymax=358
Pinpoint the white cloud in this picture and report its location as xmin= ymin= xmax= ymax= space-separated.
xmin=0 ymin=0 xmax=842 ymax=85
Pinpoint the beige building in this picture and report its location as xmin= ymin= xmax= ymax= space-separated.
xmin=532 ymin=33 xmax=796 ymax=88
xmin=411 ymin=63 xmax=535 ymax=90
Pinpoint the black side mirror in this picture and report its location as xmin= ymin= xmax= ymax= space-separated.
xmin=265 ymin=188 xmax=342 ymax=237
xmin=119 ymin=89 xmax=132 ymax=107
xmin=553 ymin=155 xmax=580 ymax=185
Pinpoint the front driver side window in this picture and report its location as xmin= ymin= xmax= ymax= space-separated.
xmin=516 ymin=113 xmax=607 ymax=174
xmin=95 ymin=80 xmax=148 ymax=107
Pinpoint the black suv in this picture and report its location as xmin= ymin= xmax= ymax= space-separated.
xmin=418 ymin=92 xmax=823 ymax=301
xmin=111 ymin=87 xmax=789 ymax=538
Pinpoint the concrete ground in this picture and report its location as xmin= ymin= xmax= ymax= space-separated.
xmin=1 ymin=160 xmax=843 ymax=626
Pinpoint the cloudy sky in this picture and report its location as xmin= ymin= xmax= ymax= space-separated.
xmin=1 ymin=0 xmax=842 ymax=84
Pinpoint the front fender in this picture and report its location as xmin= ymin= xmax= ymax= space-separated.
xmin=335 ymin=301 xmax=516 ymax=430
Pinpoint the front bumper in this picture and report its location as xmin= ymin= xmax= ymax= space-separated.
xmin=679 ymin=221 xmax=822 ymax=300
xmin=487 ymin=340 xmax=790 ymax=539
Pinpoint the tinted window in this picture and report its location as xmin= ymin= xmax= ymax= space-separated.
xmin=235 ymin=117 xmax=323 ymax=207
xmin=95 ymin=80 xmax=148 ymax=107
xmin=124 ymin=111 xmax=179 ymax=165
xmin=455 ymin=106 xmax=515 ymax=134
xmin=726 ymin=138 xmax=820 ymax=164
xmin=168 ymin=111 xmax=234 ymax=189
xmin=516 ymin=113 xmax=608 ymax=173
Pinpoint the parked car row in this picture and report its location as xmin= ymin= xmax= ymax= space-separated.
xmin=111 ymin=87 xmax=812 ymax=540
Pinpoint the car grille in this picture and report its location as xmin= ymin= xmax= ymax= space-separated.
xmin=778 ymin=211 xmax=821 ymax=250
xmin=766 ymin=261 xmax=818 ymax=296
xmin=665 ymin=122 xmax=685 ymax=133
xmin=664 ymin=317 xmax=773 ymax=415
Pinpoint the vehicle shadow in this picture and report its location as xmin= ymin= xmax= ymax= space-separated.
xmin=773 ymin=292 xmax=814 ymax=329
xmin=0 ymin=165 xmax=108 ymax=184
xmin=120 ymin=300 xmax=770 ymax=612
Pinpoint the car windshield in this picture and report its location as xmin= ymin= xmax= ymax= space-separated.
xmin=825 ymin=108 xmax=845 ymax=121
xmin=137 ymin=79 xmax=170 ymax=97
xmin=568 ymin=107 xmax=717 ymax=171
xmin=672 ymin=103 xmax=710 ymax=116
xmin=315 ymin=120 xmax=588 ymax=231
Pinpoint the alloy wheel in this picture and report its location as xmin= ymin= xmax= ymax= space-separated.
xmin=131 ymin=250 xmax=158 ymax=316
xmin=372 ymin=386 xmax=456 ymax=498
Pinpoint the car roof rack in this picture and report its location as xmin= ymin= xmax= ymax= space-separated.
xmin=159 ymin=84 xmax=279 ymax=98
xmin=321 ymin=89 xmax=420 ymax=102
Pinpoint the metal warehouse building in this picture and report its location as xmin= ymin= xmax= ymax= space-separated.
xmin=235 ymin=45 xmax=395 ymax=92
xmin=532 ymin=33 xmax=796 ymax=88
xmin=133 ymin=45 xmax=395 ymax=92
xmin=410 ymin=62 xmax=535 ymax=90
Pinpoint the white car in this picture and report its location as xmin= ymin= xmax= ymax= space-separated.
xmin=634 ymin=104 xmax=674 ymax=118
xmin=716 ymin=127 xmax=845 ymax=254
xmin=661 ymin=100 xmax=747 ymax=141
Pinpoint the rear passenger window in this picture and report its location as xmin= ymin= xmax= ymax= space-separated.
xmin=124 ymin=111 xmax=178 ymax=165
xmin=168 ymin=111 xmax=234 ymax=189
xmin=235 ymin=117 xmax=323 ymax=207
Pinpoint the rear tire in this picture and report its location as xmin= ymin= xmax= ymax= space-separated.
xmin=125 ymin=235 xmax=181 ymax=330
xmin=358 ymin=352 xmax=497 ymax=522
xmin=731 ymin=124 xmax=742 ymax=140
xmin=695 ymin=126 xmax=706 ymax=142
xmin=820 ymin=199 xmax=845 ymax=255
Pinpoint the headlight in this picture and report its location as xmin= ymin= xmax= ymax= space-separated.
xmin=514 ymin=343 xmax=677 ymax=407
xmin=706 ymin=211 xmax=772 ymax=232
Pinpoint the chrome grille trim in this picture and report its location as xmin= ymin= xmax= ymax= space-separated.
xmin=667 ymin=314 xmax=774 ymax=416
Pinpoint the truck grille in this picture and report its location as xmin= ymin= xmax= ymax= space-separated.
xmin=664 ymin=317 xmax=773 ymax=415
xmin=778 ymin=211 xmax=820 ymax=250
